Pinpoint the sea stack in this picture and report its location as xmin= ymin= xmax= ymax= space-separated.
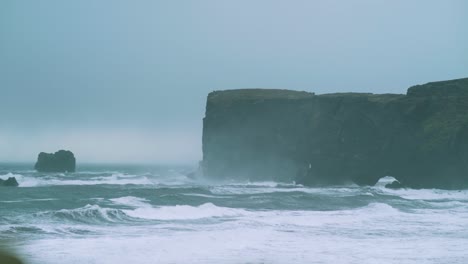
xmin=34 ymin=150 xmax=76 ymax=173
xmin=201 ymin=77 xmax=468 ymax=189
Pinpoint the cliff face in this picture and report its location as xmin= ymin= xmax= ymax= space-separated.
xmin=202 ymin=78 xmax=468 ymax=189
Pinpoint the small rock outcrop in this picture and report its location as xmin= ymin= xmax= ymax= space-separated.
xmin=34 ymin=150 xmax=76 ymax=172
xmin=0 ymin=177 xmax=19 ymax=187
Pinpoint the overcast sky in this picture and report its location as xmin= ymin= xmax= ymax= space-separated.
xmin=1 ymin=0 xmax=467 ymax=164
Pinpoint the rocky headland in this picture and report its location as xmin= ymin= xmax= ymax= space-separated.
xmin=201 ymin=77 xmax=468 ymax=189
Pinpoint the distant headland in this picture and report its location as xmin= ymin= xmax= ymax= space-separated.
xmin=201 ymin=77 xmax=468 ymax=189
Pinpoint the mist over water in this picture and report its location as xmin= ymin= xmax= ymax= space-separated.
xmin=0 ymin=127 xmax=201 ymax=164
xmin=1 ymin=1 xmax=467 ymax=164
xmin=1 ymin=1 xmax=468 ymax=263
xmin=1 ymin=164 xmax=467 ymax=264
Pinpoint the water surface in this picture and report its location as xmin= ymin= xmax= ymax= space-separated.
xmin=1 ymin=163 xmax=467 ymax=263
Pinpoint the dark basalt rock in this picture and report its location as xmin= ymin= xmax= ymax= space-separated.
xmin=34 ymin=150 xmax=76 ymax=172
xmin=0 ymin=250 xmax=23 ymax=264
xmin=385 ymin=181 xmax=404 ymax=189
xmin=201 ymin=77 xmax=468 ymax=189
xmin=0 ymin=177 xmax=19 ymax=187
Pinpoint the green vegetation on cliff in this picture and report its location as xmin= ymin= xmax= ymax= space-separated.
xmin=208 ymin=89 xmax=314 ymax=102
xmin=202 ymin=77 xmax=468 ymax=189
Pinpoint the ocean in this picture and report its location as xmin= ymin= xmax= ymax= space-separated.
xmin=1 ymin=163 xmax=467 ymax=264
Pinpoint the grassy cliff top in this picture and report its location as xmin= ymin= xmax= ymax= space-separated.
xmin=407 ymin=77 xmax=468 ymax=96
xmin=208 ymin=89 xmax=403 ymax=105
xmin=208 ymin=89 xmax=315 ymax=103
xmin=208 ymin=77 xmax=468 ymax=104
xmin=318 ymin=92 xmax=404 ymax=103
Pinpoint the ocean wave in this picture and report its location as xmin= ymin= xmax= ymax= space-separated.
xmin=35 ymin=204 xmax=131 ymax=223
xmin=210 ymin=202 xmax=403 ymax=229
xmin=376 ymin=186 xmax=468 ymax=201
xmin=64 ymin=174 xmax=155 ymax=186
xmin=236 ymin=181 xmax=283 ymax=187
xmin=0 ymin=172 xmax=43 ymax=187
xmin=1 ymin=170 xmax=196 ymax=187
xmin=90 ymin=172 xmax=146 ymax=179
xmin=0 ymin=172 xmax=23 ymax=180
xmin=2 ymin=173 xmax=155 ymax=187
xmin=31 ymin=202 xmax=247 ymax=224
xmin=180 ymin=193 xmax=233 ymax=199
xmin=373 ymin=176 xmax=468 ymax=202
xmin=374 ymin=176 xmax=399 ymax=187
xmin=110 ymin=196 xmax=151 ymax=208
xmin=74 ymin=170 xmax=121 ymax=175
xmin=0 ymin=223 xmax=110 ymax=237
xmin=425 ymin=200 xmax=468 ymax=208
xmin=123 ymin=203 xmax=248 ymax=220
xmin=361 ymin=202 xmax=399 ymax=213
xmin=0 ymin=198 xmax=58 ymax=203
xmin=210 ymin=184 xmax=363 ymax=197
xmin=1 ymin=225 xmax=46 ymax=235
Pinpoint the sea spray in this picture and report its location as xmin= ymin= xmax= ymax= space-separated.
xmin=0 ymin=164 xmax=467 ymax=264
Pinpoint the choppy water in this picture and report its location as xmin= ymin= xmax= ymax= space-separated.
xmin=1 ymin=163 xmax=467 ymax=264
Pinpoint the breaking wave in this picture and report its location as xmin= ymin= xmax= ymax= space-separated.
xmin=2 ymin=165 xmax=468 ymax=264
xmin=1 ymin=172 xmax=154 ymax=187
xmin=123 ymin=203 xmax=247 ymax=220
xmin=34 ymin=204 xmax=132 ymax=223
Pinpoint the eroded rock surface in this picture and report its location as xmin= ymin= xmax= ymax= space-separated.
xmin=0 ymin=177 xmax=19 ymax=187
xmin=34 ymin=150 xmax=76 ymax=173
xmin=202 ymin=78 xmax=468 ymax=189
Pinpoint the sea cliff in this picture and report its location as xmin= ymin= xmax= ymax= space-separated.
xmin=202 ymin=78 xmax=468 ymax=189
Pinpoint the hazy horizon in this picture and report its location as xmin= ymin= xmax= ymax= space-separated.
xmin=1 ymin=0 xmax=467 ymax=163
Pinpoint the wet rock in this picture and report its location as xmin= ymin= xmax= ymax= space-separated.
xmin=34 ymin=150 xmax=76 ymax=172
xmin=202 ymin=77 xmax=468 ymax=189
xmin=0 ymin=177 xmax=19 ymax=187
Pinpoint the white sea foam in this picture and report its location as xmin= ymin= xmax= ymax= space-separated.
xmin=110 ymin=196 xmax=151 ymax=207
xmin=36 ymin=204 xmax=129 ymax=223
xmin=52 ymin=174 xmax=154 ymax=186
xmin=0 ymin=172 xmax=22 ymax=179
xmin=4 ymin=169 xmax=468 ymax=264
xmin=376 ymin=186 xmax=468 ymax=201
xmin=374 ymin=176 xmax=399 ymax=187
xmin=372 ymin=176 xmax=468 ymax=201
xmin=236 ymin=202 xmax=402 ymax=229
xmin=7 ymin=198 xmax=468 ymax=264
xmin=210 ymin=184 xmax=363 ymax=197
xmin=180 ymin=193 xmax=233 ymax=199
xmin=116 ymin=200 xmax=401 ymax=226
xmin=123 ymin=203 xmax=247 ymax=220
xmin=241 ymin=181 xmax=282 ymax=187
xmin=0 ymin=198 xmax=58 ymax=203
xmin=34 ymin=201 xmax=247 ymax=223
xmin=74 ymin=170 xmax=121 ymax=175
xmin=0 ymin=172 xmax=43 ymax=187
xmin=2 ymin=173 xmax=155 ymax=187
xmin=18 ymin=204 xmax=468 ymax=264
